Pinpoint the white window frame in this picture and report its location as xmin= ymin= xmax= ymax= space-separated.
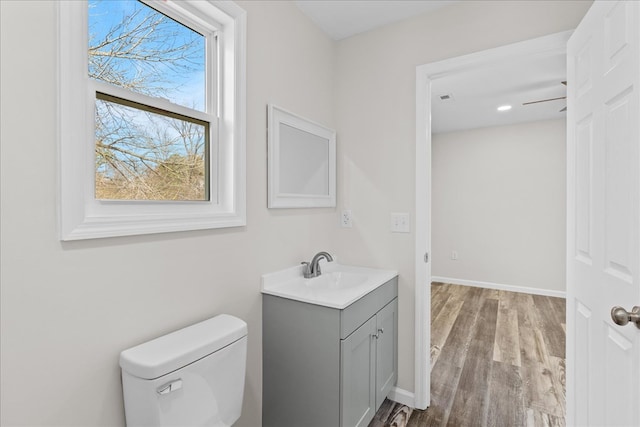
xmin=57 ymin=0 xmax=246 ymax=240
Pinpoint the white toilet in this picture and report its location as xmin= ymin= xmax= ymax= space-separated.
xmin=119 ymin=314 xmax=247 ymax=427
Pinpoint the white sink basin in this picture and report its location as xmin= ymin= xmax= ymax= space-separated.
xmin=261 ymin=262 xmax=398 ymax=309
xmin=305 ymin=271 xmax=368 ymax=290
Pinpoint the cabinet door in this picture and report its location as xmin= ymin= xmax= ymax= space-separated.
xmin=340 ymin=316 xmax=376 ymax=427
xmin=375 ymin=299 xmax=397 ymax=409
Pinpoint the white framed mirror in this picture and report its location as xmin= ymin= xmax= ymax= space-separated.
xmin=268 ymin=105 xmax=336 ymax=208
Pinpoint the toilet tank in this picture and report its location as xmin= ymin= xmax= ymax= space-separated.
xmin=120 ymin=314 xmax=247 ymax=427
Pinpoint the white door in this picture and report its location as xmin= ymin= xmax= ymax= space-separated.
xmin=567 ymin=1 xmax=640 ymax=426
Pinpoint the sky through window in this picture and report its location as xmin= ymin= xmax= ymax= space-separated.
xmin=88 ymin=0 xmax=206 ymax=110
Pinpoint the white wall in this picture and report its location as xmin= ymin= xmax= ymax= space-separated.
xmin=333 ymin=0 xmax=590 ymax=393
xmin=1 ymin=1 xmax=592 ymax=425
xmin=0 ymin=1 xmax=336 ymax=426
xmin=432 ymin=119 xmax=567 ymax=294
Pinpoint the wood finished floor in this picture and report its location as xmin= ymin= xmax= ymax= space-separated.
xmin=369 ymin=283 xmax=566 ymax=427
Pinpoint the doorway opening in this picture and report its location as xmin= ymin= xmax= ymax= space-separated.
xmin=414 ymin=30 xmax=572 ymax=411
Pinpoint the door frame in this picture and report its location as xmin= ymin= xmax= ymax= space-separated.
xmin=413 ymin=30 xmax=573 ymax=410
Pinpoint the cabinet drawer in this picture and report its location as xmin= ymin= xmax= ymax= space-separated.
xmin=340 ymin=276 xmax=397 ymax=339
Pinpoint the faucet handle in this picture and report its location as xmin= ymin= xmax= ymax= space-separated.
xmin=301 ymin=262 xmax=312 ymax=278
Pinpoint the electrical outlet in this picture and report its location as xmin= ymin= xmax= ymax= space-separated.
xmin=341 ymin=210 xmax=353 ymax=228
xmin=451 ymin=250 xmax=458 ymax=260
xmin=390 ymin=213 xmax=410 ymax=233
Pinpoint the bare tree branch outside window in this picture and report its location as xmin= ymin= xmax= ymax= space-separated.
xmin=89 ymin=0 xmax=209 ymax=201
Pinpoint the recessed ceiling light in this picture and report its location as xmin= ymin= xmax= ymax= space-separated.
xmin=497 ymin=105 xmax=512 ymax=112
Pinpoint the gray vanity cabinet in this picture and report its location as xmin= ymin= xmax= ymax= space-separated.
xmin=263 ymin=276 xmax=398 ymax=427
xmin=375 ymin=299 xmax=398 ymax=408
xmin=340 ymin=299 xmax=397 ymax=427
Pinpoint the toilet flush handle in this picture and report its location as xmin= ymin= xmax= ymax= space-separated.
xmin=156 ymin=379 xmax=183 ymax=395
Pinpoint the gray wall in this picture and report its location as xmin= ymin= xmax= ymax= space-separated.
xmin=432 ymin=119 xmax=567 ymax=294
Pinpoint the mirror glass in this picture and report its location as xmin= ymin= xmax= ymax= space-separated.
xmin=279 ymin=123 xmax=329 ymax=195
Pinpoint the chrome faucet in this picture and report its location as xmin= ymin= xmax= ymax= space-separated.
xmin=301 ymin=251 xmax=334 ymax=278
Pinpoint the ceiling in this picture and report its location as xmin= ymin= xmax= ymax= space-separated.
xmin=432 ymin=51 xmax=567 ymax=134
xmin=295 ymin=0 xmax=567 ymax=134
xmin=295 ymin=0 xmax=458 ymax=41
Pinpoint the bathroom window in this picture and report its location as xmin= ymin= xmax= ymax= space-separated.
xmin=58 ymin=0 xmax=246 ymax=240
xmin=89 ymin=0 xmax=210 ymax=201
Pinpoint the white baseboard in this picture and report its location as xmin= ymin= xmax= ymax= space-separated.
xmin=431 ymin=276 xmax=566 ymax=298
xmin=388 ymin=386 xmax=415 ymax=407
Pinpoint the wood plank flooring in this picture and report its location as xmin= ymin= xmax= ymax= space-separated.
xmin=370 ymin=283 xmax=566 ymax=427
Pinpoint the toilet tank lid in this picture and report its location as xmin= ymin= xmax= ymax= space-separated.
xmin=119 ymin=314 xmax=247 ymax=380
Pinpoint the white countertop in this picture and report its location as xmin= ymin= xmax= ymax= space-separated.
xmin=261 ymin=262 xmax=398 ymax=309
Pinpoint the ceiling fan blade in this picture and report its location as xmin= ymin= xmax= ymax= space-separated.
xmin=522 ymin=96 xmax=567 ymax=106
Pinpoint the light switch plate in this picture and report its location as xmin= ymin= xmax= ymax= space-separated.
xmin=390 ymin=212 xmax=410 ymax=233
